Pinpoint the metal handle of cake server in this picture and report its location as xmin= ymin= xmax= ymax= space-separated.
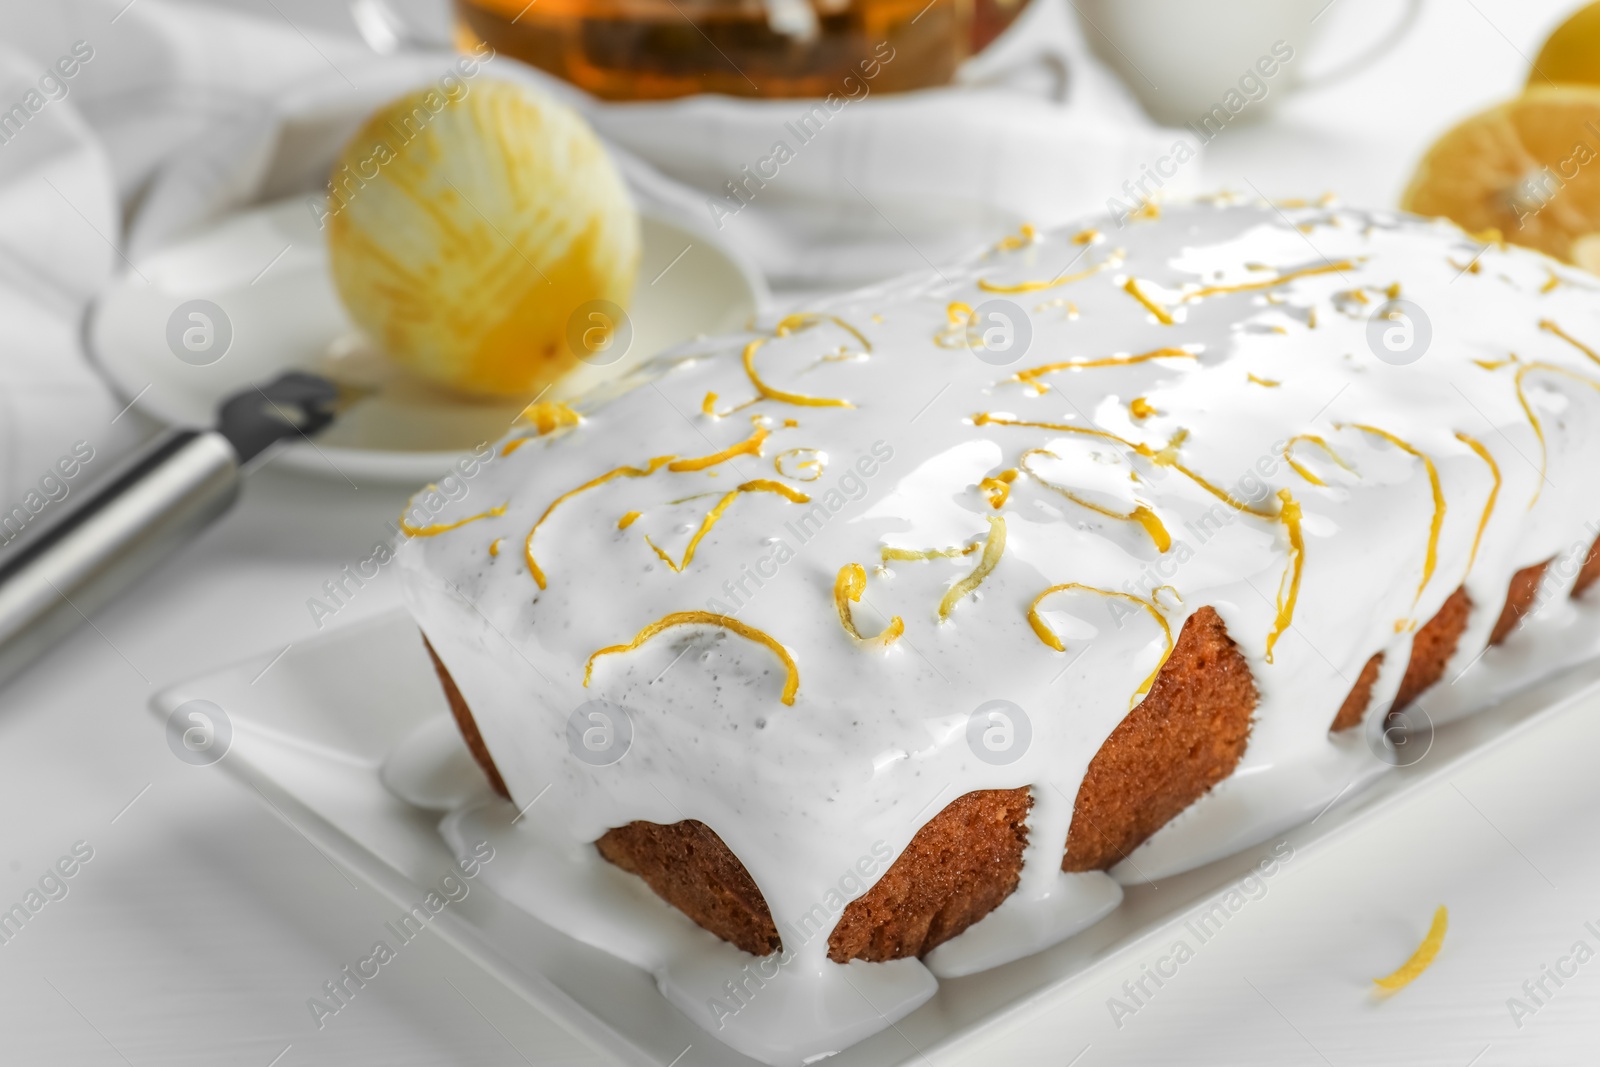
xmin=0 ymin=429 xmax=241 ymax=688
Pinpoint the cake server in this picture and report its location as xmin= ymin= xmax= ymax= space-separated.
xmin=0 ymin=372 xmax=353 ymax=688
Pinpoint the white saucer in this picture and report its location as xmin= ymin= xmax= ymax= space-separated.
xmin=88 ymin=198 xmax=767 ymax=482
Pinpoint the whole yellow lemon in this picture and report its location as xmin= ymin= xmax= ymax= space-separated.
xmin=325 ymin=79 xmax=639 ymax=397
xmin=1531 ymin=2 xmax=1600 ymax=88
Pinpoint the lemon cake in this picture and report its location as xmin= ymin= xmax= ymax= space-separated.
xmin=399 ymin=198 xmax=1600 ymax=1064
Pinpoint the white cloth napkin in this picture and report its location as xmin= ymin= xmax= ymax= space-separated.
xmin=0 ymin=0 xmax=1194 ymax=502
xmin=0 ymin=34 xmax=126 ymax=513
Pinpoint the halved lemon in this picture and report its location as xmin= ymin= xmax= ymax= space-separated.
xmin=1400 ymin=86 xmax=1600 ymax=271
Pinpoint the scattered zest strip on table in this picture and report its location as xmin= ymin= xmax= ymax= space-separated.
xmin=1373 ymin=905 xmax=1449 ymax=994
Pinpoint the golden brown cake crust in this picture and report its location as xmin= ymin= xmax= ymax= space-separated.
xmin=422 ymin=633 xmax=510 ymax=799
xmin=1490 ymin=561 xmax=1550 ymax=645
xmin=1392 ymin=586 xmax=1471 ymax=711
xmin=419 ymin=643 xmax=1035 ymax=961
xmin=1336 ymin=563 xmax=1548 ymax=732
xmin=596 ymin=820 xmax=782 ymax=957
xmin=1331 ymin=652 xmax=1384 ymax=733
xmin=594 ymin=790 xmax=1034 ymax=963
xmin=1575 ymin=535 xmax=1600 ymax=598
xmin=1062 ymin=606 xmax=1257 ymax=873
xmin=827 ymin=788 xmax=1031 ymax=963
xmin=423 ymin=635 xmax=783 ymax=955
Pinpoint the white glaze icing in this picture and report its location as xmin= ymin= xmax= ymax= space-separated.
xmin=397 ymin=200 xmax=1600 ymax=1064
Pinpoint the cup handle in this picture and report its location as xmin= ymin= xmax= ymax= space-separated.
xmin=1295 ymin=0 xmax=1424 ymax=90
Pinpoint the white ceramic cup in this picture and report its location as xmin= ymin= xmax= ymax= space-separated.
xmin=1071 ymin=0 xmax=1423 ymax=127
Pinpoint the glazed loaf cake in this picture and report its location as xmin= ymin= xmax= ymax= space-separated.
xmin=399 ymin=199 xmax=1600 ymax=1060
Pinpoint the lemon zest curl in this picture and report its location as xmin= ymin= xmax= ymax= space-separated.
xmin=1373 ymin=906 xmax=1448 ymax=993
xmin=668 ymin=427 xmax=769 ymax=472
xmin=833 ymin=563 xmax=904 ymax=649
xmin=1027 ymin=584 xmax=1171 ymax=707
xmin=939 ymin=515 xmax=1006 ymax=620
xmin=741 ymin=313 xmax=865 ymax=409
xmin=643 ymin=480 xmax=809 ymax=573
xmin=525 ymin=456 xmax=675 ymax=589
xmin=584 ymin=612 xmax=799 ymax=705
xmin=400 ymin=502 xmax=507 ymax=537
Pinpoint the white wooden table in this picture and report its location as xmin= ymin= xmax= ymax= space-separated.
xmin=1 ymin=1 xmax=1593 ymax=1063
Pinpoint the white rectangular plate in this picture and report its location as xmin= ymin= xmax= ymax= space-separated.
xmin=150 ymin=608 xmax=1600 ymax=1065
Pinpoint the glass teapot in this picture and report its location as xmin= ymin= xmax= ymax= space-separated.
xmin=356 ymin=0 xmax=1029 ymax=99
